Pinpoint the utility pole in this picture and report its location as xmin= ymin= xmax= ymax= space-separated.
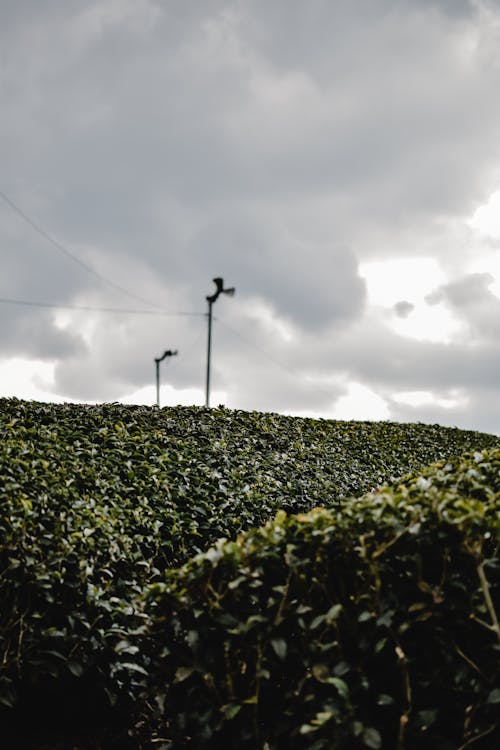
xmin=205 ymin=277 xmax=235 ymax=407
xmin=154 ymin=349 xmax=178 ymax=407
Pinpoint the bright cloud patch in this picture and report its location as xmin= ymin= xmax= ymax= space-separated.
xmin=0 ymin=359 xmax=66 ymax=403
xmin=360 ymin=258 xmax=463 ymax=343
xmin=360 ymin=258 xmax=447 ymax=307
xmin=120 ymin=383 xmax=211 ymax=408
xmin=333 ymin=382 xmax=390 ymax=421
xmin=469 ymin=190 xmax=500 ymax=239
xmin=391 ymin=303 xmax=463 ymax=343
xmin=393 ymin=389 xmax=468 ymax=410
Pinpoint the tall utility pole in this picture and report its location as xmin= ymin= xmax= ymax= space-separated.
xmin=205 ymin=277 xmax=235 ymax=407
xmin=154 ymin=349 xmax=178 ymax=407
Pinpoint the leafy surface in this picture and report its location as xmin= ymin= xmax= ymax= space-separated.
xmin=147 ymin=448 xmax=500 ymax=749
xmin=0 ymin=398 xmax=499 ymax=748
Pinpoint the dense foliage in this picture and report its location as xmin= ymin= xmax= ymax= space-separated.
xmin=146 ymin=448 xmax=500 ymax=749
xmin=0 ymin=398 xmax=499 ymax=747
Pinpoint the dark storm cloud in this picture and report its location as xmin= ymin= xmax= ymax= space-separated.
xmin=1 ymin=210 xmax=92 ymax=358
xmin=310 ymin=321 xmax=500 ymax=392
xmin=5 ymin=0 xmax=499 ymax=237
xmin=0 ymin=305 xmax=84 ymax=360
xmin=182 ymin=216 xmax=366 ymax=330
xmin=228 ymin=0 xmax=500 ymax=225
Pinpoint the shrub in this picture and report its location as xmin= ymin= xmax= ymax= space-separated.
xmin=0 ymin=398 xmax=498 ymax=746
xmin=145 ymin=448 xmax=500 ymax=749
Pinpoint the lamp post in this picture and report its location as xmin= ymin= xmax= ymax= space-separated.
xmin=205 ymin=277 xmax=235 ymax=407
xmin=154 ymin=349 xmax=178 ymax=407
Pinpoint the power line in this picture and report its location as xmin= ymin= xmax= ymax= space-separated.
xmin=216 ymin=317 xmax=298 ymax=377
xmin=216 ymin=317 xmax=337 ymax=401
xmin=165 ymin=325 xmax=206 ymax=369
xmin=0 ymin=297 xmax=205 ymax=317
xmin=0 ymin=188 xmax=166 ymax=310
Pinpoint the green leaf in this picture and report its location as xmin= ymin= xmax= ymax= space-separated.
xmin=333 ymin=661 xmax=350 ymax=676
xmin=362 ymin=727 xmax=382 ymax=749
xmin=67 ymin=661 xmax=84 ymax=677
xmin=222 ymin=703 xmax=242 ymax=719
xmin=375 ymin=638 xmax=387 ymax=653
xmin=327 ymin=676 xmax=349 ymax=698
xmin=418 ymin=709 xmax=438 ymax=727
xmin=326 ymin=603 xmax=343 ymax=621
xmin=270 ymin=638 xmax=287 ymax=660
xmin=312 ymin=664 xmax=329 ymax=682
xmin=310 ymin=614 xmax=326 ymax=630
xmin=311 ymin=710 xmax=335 ymax=726
xmin=174 ymin=666 xmax=194 ymax=683
xmin=243 ymin=695 xmax=258 ymax=705
xmin=488 ymin=688 xmax=500 ymax=704
xmin=377 ymin=693 xmax=394 ymax=706
xmin=114 ymin=639 xmax=139 ymax=655
xmin=358 ymin=611 xmax=372 ymax=623
xmin=300 ymin=724 xmax=317 ymax=735
xmin=0 ymin=690 xmax=16 ymax=708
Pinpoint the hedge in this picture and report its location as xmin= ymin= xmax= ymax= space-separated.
xmin=145 ymin=448 xmax=500 ymax=749
xmin=0 ymin=398 xmax=499 ymax=747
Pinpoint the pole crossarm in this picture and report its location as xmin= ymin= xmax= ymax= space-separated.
xmin=155 ymin=349 xmax=178 ymax=365
xmin=154 ymin=349 xmax=178 ymax=407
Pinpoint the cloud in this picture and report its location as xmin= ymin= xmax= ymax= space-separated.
xmin=183 ymin=214 xmax=366 ymax=330
xmin=2 ymin=0 xmax=500 ymax=432
xmin=388 ymin=390 xmax=500 ymax=435
xmin=426 ymin=272 xmax=495 ymax=307
xmin=393 ymin=301 xmax=415 ymax=318
xmin=0 ymin=305 xmax=84 ymax=361
xmin=426 ymin=272 xmax=500 ymax=340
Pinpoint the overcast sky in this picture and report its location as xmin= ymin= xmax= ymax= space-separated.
xmin=2 ymin=0 xmax=500 ymax=433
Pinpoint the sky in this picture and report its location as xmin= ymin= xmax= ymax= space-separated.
xmin=2 ymin=0 xmax=500 ymax=434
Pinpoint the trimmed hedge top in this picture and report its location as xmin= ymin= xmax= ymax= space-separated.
xmin=1 ymin=398 xmax=499 ymax=747
xmin=1 ymin=397 xmax=498 ymax=569
xmin=146 ymin=448 xmax=500 ymax=749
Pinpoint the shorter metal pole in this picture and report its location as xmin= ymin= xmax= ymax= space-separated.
xmin=155 ymin=359 xmax=160 ymax=407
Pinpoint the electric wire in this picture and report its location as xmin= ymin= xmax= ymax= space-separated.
xmin=0 ymin=189 xmax=337 ymax=405
xmin=0 ymin=297 xmax=205 ymax=317
xmin=162 ymin=324 xmax=206 ymax=373
xmin=216 ymin=317 xmax=337 ymax=402
xmin=0 ymin=188 xmax=167 ymax=310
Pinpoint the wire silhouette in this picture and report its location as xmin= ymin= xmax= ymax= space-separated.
xmin=165 ymin=325 xmax=206 ymax=372
xmin=0 ymin=297 xmax=205 ymax=317
xmin=216 ymin=317 xmax=336 ymax=402
xmin=0 ymin=188 xmax=167 ymax=310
